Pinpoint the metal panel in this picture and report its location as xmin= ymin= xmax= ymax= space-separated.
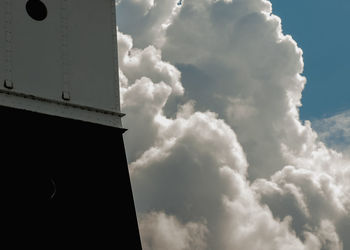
xmin=68 ymin=0 xmax=119 ymax=112
xmin=0 ymin=0 xmax=122 ymax=128
xmin=11 ymin=0 xmax=62 ymax=100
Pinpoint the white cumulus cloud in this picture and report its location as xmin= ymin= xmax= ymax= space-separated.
xmin=117 ymin=0 xmax=350 ymax=249
xmin=139 ymin=212 xmax=208 ymax=250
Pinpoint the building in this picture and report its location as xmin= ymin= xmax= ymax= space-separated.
xmin=0 ymin=0 xmax=142 ymax=248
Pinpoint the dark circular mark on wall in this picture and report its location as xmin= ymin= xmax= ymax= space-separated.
xmin=26 ymin=0 xmax=48 ymax=21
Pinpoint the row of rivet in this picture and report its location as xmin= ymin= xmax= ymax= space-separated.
xmin=4 ymin=0 xmax=13 ymax=90
xmin=111 ymin=0 xmax=120 ymax=111
xmin=61 ymin=0 xmax=71 ymax=101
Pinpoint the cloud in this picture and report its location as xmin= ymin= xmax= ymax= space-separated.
xmin=253 ymin=166 xmax=348 ymax=242
xmin=160 ymin=0 xmax=309 ymax=179
xmin=118 ymin=29 xmax=325 ymax=250
xmin=117 ymin=0 xmax=350 ymax=249
xmin=118 ymin=31 xmax=183 ymax=96
xmin=119 ymin=0 xmax=310 ymax=178
xmin=312 ymin=110 xmax=350 ymax=153
xmin=138 ymin=212 xmax=208 ymax=250
xmin=117 ymin=0 xmax=181 ymax=48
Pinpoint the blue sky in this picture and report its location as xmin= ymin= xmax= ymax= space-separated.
xmin=270 ymin=0 xmax=350 ymax=121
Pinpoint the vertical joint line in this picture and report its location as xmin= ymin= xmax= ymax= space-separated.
xmin=112 ymin=0 xmax=120 ymax=112
xmin=61 ymin=0 xmax=70 ymax=100
xmin=4 ymin=0 xmax=13 ymax=88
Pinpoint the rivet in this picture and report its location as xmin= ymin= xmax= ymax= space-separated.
xmin=4 ymin=80 xmax=13 ymax=89
xmin=62 ymin=91 xmax=70 ymax=101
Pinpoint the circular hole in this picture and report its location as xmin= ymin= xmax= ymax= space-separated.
xmin=26 ymin=0 xmax=48 ymax=21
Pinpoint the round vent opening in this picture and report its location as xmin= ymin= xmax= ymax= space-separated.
xmin=26 ymin=0 xmax=47 ymax=21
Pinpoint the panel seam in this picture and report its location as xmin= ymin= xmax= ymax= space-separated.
xmin=61 ymin=0 xmax=71 ymax=100
xmin=4 ymin=0 xmax=13 ymax=86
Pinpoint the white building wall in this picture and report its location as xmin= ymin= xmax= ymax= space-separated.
xmin=0 ymin=0 xmax=122 ymax=128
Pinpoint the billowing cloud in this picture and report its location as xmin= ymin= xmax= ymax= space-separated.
xmin=312 ymin=111 xmax=350 ymax=154
xmin=117 ymin=0 xmax=350 ymax=249
xmin=138 ymin=212 xmax=208 ymax=250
